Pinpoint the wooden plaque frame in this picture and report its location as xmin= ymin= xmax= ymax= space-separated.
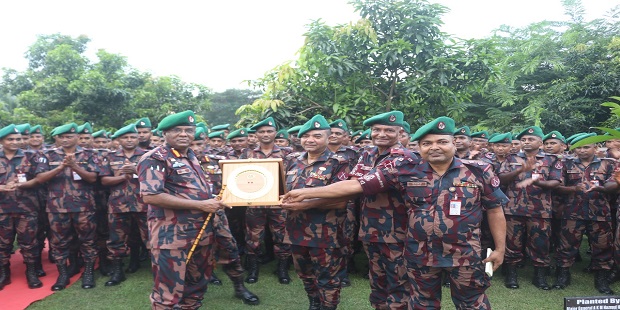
xmin=218 ymin=158 xmax=286 ymax=207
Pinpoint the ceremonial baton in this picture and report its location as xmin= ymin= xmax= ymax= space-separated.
xmin=186 ymin=185 xmax=227 ymax=264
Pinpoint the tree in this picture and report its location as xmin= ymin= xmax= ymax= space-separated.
xmin=207 ymin=89 xmax=261 ymax=127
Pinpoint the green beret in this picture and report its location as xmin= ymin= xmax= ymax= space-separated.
xmin=196 ymin=122 xmax=209 ymax=133
xmin=454 ymin=126 xmax=471 ymax=137
xmin=329 ymin=119 xmax=349 ymax=132
xmin=111 ymin=124 xmax=138 ymax=139
xmin=227 ymin=128 xmax=249 ymax=140
xmin=298 ymin=115 xmax=330 ymax=137
xmin=194 ymin=127 xmax=207 ymax=140
xmin=250 ymin=117 xmax=277 ymax=131
xmin=211 ymin=124 xmax=230 ymax=131
xmin=77 ymin=122 xmax=93 ymax=134
xmin=516 ymin=126 xmax=544 ymax=140
xmin=543 ymin=131 xmax=566 ymax=143
xmin=363 ymin=111 xmax=404 ymax=127
xmin=565 ymin=133 xmax=583 ymax=144
xmin=157 ymin=110 xmax=196 ymax=131
xmin=208 ymin=130 xmax=226 ymax=140
xmin=488 ymin=132 xmax=512 ymax=144
xmin=351 ymin=130 xmax=363 ymax=137
xmin=92 ymin=130 xmax=107 ymax=138
xmin=53 ymin=123 xmax=79 ymax=136
xmin=402 ymin=121 xmax=411 ymax=134
xmin=30 ymin=125 xmax=43 ymax=135
xmin=275 ymin=129 xmax=289 ymax=139
xmin=16 ymin=123 xmax=31 ymax=135
xmin=488 ymin=133 xmax=499 ymax=141
xmin=571 ymin=133 xmax=597 ymax=145
xmin=410 ymin=116 xmax=455 ymax=142
xmin=135 ymin=117 xmax=152 ymax=128
xmin=287 ymin=125 xmax=302 ymax=134
xmin=354 ymin=129 xmax=372 ymax=144
xmin=0 ymin=124 xmax=20 ymax=140
xmin=151 ymin=129 xmax=162 ymax=137
xmin=512 ymin=133 xmax=519 ymax=141
xmin=471 ymin=131 xmax=489 ymax=139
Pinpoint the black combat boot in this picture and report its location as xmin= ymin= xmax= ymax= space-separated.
xmin=341 ymin=273 xmax=351 ymax=287
xmin=209 ymin=272 xmax=222 ymax=285
xmin=308 ymin=295 xmax=321 ymax=310
xmin=553 ymin=267 xmax=571 ymax=289
xmin=347 ymin=257 xmax=357 ymax=274
xmin=81 ymin=261 xmax=96 ymax=289
xmin=532 ymin=267 xmax=550 ymax=290
xmin=105 ymin=259 xmax=126 ymax=286
xmin=26 ymin=262 xmax=43 ymax=289
xmin=138 ymin=243 xmax=149 ymax=262
xmin=276 ymin=258 xmax=291 ymax=284
xmin=245 ymin=255 xmax=259 ymax=284
xmin=595 ymin=270 xmax=614 ymax=295
xmin=504 ymin=264 xmax=519 ymax=289
xmin=608 ymin=268 xmax=620 ymax=284
xmin=51 ymin=262 xmax=69 ymax=291
xmin=125 ymin=246 xmax=140 ymax=273
xmin=33 ymin=255 xmax=46 ymax=277
xmin=231 ymin=275 xmax=260 ymax=305
xmin=99 ymin=252 xmax=112 ymax=276
xmin=0 ymin=264 xmax=11 ymax=290
xmin=67 ymin=253 xmax=80 ymax=277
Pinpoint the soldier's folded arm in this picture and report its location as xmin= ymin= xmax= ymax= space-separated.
xmin=142 ymin=192 xmax=227 ymax=213
xmin=498 ymin=168 xmax=523 ymax=185
xmin=101 ymin=175 xmax=128 ymax=187
xmin=601 ymin=181 xmax=619 ymax=193
xmin=283 ymin=179 xmax=363 ymax=202
xmin=281 ymin=196 xmax=354 ymax=211
xmin=68 ymin=165 xmax=97 ymax=183
xmin=532 ymin=179 xmax=560 ymax=190
xmin=34 ymin=164 xmax=66 ymax=184
xmin=15 ymin=178 xmax=40 ymax=189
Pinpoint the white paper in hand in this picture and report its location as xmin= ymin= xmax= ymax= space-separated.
xmin=485 ymin=248 xmax=493 ymax=277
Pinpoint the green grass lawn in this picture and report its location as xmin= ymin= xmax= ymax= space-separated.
xmin=27 ymin=244 xmax=619 ymax=310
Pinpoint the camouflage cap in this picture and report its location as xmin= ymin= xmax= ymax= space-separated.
xmin=0 ymin=124 xmax=19 ymax=140
xmin=571 ymin=132 xmax=596 ymax=145
xmin=135 ymin=117 xmax=152 ymax=128
xmin=52 ymin=123 xmax=79 ymax=136
xmin=329 ymin=119 xmax=349 ymax=132
xmin=298 ymin=114 xmax=330 ymax=137
xmin=227 ymin=128 xmax=249 ymax=140
xmin=543 ymin=130 xmax=566 ymax=143
xmin=111 ymin=124 xmax=138 ymax=139
xmin=275 ymin=129 xmax=289 ymax=139
xmin=30 ymin=125 xmax=43 ymax=135
xmin=454 ymin=126 xmax=471 ymax=137
xmin=287 ymin=125 xmax=302 ymax=134
xmin=16 ymin=123 xmax=31 ymax=135
xmin=77 ymin=122 xmax=93 ymax=134
xmin=157 ymin=110 xmax=196 ymax=131
xmin=211 ymin=124 xmax=230 ymax=131
xmin=208 ymin=130 xmax=226 ymax=140
xmin=250 ymin=117 xmax=277 ymax=131
xmin=471 ymin=130 xmax=489 ymax=139
xmin=488 ymin=132 xmax=512 ymax=144
xmin=410 ymin=116 xmax=455 ymax=142
xmin=194 ymin=127 xmax=207 ymax=141
xmin=92 ymin=130 xmax=107 ymax=138
xmin=354 ymin=129 xmax=372 ymax=144
xmin=516 ymin=126 xmax=544 ymax=140
xmin=363 ymin=111 xmax=404 ymax=127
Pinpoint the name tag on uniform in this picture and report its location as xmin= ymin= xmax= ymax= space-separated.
xmin=509 ymin=163 xmax=522 ymax=166
xmin=17 ymin=173 xmax=28 ymax=183
xmin=176 ymin=168 xmax=191 ymax=175
xmin=450 ymin=198 xmax=461 ymax=216
xmin=49 ymin=161 xmax=62 ymax=166
xmin=133 ymin=174 xmax=139 ymax=179
xmin=360 ymin=166 xmax=372 ymax=171
xmin=407 ymin=182 xmax=427 ymax=187
xmin=110 ymin=161 xmax=124 ymax=166
xmin=567 ymin=170 xmax=580 ymax=174
xmin=73 ymin=171 xmax=82 ymax=181
xmin=286 ymin=170 xmax=297 ymax=175
xmin=532 ymin=173 xmax=540 ymax=180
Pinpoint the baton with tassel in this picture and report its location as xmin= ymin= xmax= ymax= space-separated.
xmin=186 ymin=185 xmax=227 ymax=264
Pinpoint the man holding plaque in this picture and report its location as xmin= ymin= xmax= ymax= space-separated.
xmin=137 ymin=110 xmax=228 ymax=309
xmin=281 ymin=115 xmax=349 ymax=310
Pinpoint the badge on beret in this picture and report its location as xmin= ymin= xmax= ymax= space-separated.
xmin=481 ymin=134 xmax=486 ymax=138
xmin=460 ymin=129 xmax=465 ymax=133
xmin=268 ymin=121 xmax=273 ymax=126
xmin=85 ymin=129 xmax=89 ymax=133
xmin=188 ymin=116 xmax=194 ymax=123
xmin=200 ymin=133 xmax=206 ymax=139
xmin=140 ymin=121 xmax=145 ymax=125
xmin=314 ymin=121 xmax=320 ymax=128
xmin=338 ymin=123 xmax=343 ymax=127
xmin=438 ymin=122 xmax=446 ymax=130
xmin=13 ymin=128 xmax=18 ymax=133
xmin=551 ymin=133 xmax=556 ymax=137
xmin=528 ymin=128 xmax=534 ymax=133
xmin=491 ymin=176 xmax=500 ymax=188
xmin=241 ymin=130 xmax=245 ymax=134
xmin=389 ymin=115 xmax=396 ymax=122
xmin=70 ymin=128 xmax=76 ymax=133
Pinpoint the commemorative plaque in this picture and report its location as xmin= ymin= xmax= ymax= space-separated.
xmin=218 ymin=158 xmax=286 ymax=206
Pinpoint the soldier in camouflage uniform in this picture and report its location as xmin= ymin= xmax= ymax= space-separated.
xmin=499 ymin=126 xmax=562 ymax=290
xmin=208 ymin=131 xmax=229 ymax=157
xmin=227 ymin=128 xmax=249 ymax=160
xmin=240 ymin=117 xmax=293 ymax=284
xmin=0 ymin=124 xmax=43 ymax=289
xmin=99 ymin=124 xmax=148 ymax=286
xmin=35 ymin=123 xmax=101 ymax=290
xmin=552 ymin=133 xmax=615 ymax=294
xmin=92 ymin=130 xmax=109 ymax=149
xmin=27 ymin=125 xmax=50 ymax=276
xmin=287 ymin=125 xmax=304 ymax=152
xmin=138 ymin=110 xmax=228 ymax=309
xmin=282 ymin=115 xmax=350 ymax=310
xmin=275 ymin=129 xmax=290 ymax=147
xmin=355 ymin=129 xmax=373 ymax=148
xmin=284 ymin=116 xmax=508 ymax=309
xmin=224 ymin=128 xmax=250 ymax=254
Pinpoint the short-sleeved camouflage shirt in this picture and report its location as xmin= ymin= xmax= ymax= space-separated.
xmin=562 ymin=156 xmax=615 ymax=221
xmin=35 ymin=146 xmax=101 ymax=213
xmin=0 ymin=149 xmax=40 ymax=214
xmin=359 ymin=156 xmax=508 ymax=267
xmin=499 ymin=151 xmax=562 ymax=218
xmin=283 ymin=149 xmax=349 ymax=248
xmin=100 ymin=148 xmax=147 ymax=213
xmin=138 ymin=144 xmax=214 ymax=250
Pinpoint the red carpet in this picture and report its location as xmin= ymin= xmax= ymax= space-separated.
xmin=0 ymin=242 xmax=81 ymax=310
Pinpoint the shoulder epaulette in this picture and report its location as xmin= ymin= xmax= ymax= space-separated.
xmin=485 ymin=152 xmax=494 ymax=159
xmin=390 ymin=148 xmax=405 ymax=155
xmin=462 ymin=159 xmax=492 ymax=172
xmin=150 ymin=146 xmax=168 ymax=161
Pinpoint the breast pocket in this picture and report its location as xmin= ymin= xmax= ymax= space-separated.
xmin=566 ymin=172 xmax=582 ymax=185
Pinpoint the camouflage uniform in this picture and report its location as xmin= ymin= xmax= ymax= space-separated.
xmin=499 ymin=150 xmax=562 ymax=267
xmin=284 ymin=149 xmax=349 ymax=308
xmin=349 ymin=145 xmax=415 ymax=310
xmin=0 ymin=149 xmax=40 ymax=265
xmin=35 ymin=146 xmax=101 ymax=264
xmin=358 ymin=156 xmax=508 ymax=309
xmin=138 ymin=144 xmax=215 ymax=309
xmin=556 ymin=156 xmax=615 ymax=270
xmin=332 ymin=146 xmax=360 ymax=260
xmin=100 ymin=148 xmax=148 ymax=259
xmin=223 ymin=149 xmax=247 ymax=251
xmin=240 ymin=145 xmax=292 ymax=258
